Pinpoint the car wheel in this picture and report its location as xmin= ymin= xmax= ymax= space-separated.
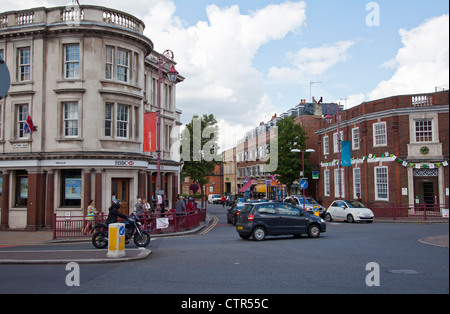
xmin=252 ymin=226 xmax=266 ymax=241
xmin=307 ymin=224 xmax=321 ymax=238
xmin=347 ymin=214 xmax=355 ymax=223
xmin=325 ymin=213 xmax=333 ymax=222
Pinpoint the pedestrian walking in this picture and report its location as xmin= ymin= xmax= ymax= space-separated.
xmin=82 ymin=199 xmax=96 ymax=235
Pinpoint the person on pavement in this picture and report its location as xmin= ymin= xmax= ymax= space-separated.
xmin=175 ymin=195 xmax=186 ymax=214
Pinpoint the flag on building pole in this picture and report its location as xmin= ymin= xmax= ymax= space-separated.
xmin=24 ymin=115 xmax=35 ymax=134
xmin=341 ymin=141 xmax=351 ymax=166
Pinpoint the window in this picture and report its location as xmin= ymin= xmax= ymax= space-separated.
xmin=18 ymin=47 xmax=31 ymax=81
xmin=105 ymin=46 xmax=114 ymax=80
xmin=334 ymin=168 xmax=344 ymax=198
xmin=64 ymin=44 xmax=79 ymax=78
xmin=17 ymin=104 xmax=28 ymax=139
xmin=324 ymin=170 xmax=330 ymax=196
xmin=15 ymin=170 xmax=28 ymax=207
xmin=63 ymin=102 xmax=78 ymax=137
xmin=353 ymin=167 xmax=361 ymax=199
xmin=375 ymin=166 xmax=388 ymax=200
xmin=333 ymin=131 xmax=343 ymax=153
xmin=373 ymin=122 xmax=387 ymax=146
xmin=117 ymin=104 xmax=129 ymax=138
xmin=276 ymin=204 xmax=300 ymax=216
xmin=105 ymin=103 xmax=113 ymax=137
xmin=258 ymin=204 xmax=276 ymax=215
xmin=415 ymin=119 xmax=433 ymax=143
xmin=117 ymin=48 xmax=129 ymax=82
xmin=323 ymin=135 xmax=329 ymax=155
xmin=61 ymin=169 xmax=81 ymax=206
xmin=352 ymin=127 xmax=360 ymax=150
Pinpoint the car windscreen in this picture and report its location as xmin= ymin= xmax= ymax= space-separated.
xmin=346 ymin=200 xmax=366 ymax=208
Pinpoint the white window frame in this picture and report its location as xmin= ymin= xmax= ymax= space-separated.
xmin=117 ymin=48 xmax=130 ymax=82
xmin=63 ymin=102 xmax=79 ymax=137
xmin=116 ymin=104 xmax=129 ymax=138
xmin=374 ymin=166 xmax=389 ymax=200
xmin=105 ymin=45 xmax=114 ymax=80
xmin=373 ymin=121 xmax=387 ymax=147
xmin=353 ymin=167 xmax=361 ymax=199
xmin=323 ymin=135 xmax=329 ymax=155
xmin=17 ymin=104 xmax=29 ymax=139
xmin=414 ymin=119 xmax=433 ymax=143
xmin=333 ymin=131 xmax=343 ymax=153
xmin=352 ymin=127 xmax=360 ymax=150
xmin=324 ymin=169 xmax=330 ymax=196
xmin=334 ymin=168 xmax=344 ymax=198
xmin=104 ymin=103 xmax=113 ymax=137
xmin=18 ymin=47 xmax=31 ymax=81
xmin=64 ymin=44 xmax=80 ymax=79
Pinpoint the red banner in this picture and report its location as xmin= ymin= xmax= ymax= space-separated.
xmin=143 ymin=112 xmax=157 ymax=152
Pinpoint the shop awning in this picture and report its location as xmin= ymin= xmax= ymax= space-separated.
xmin=254 ymin=184 xmax=266 ymax=193
xmin=239 ymin=180 xmax=253 ymax=193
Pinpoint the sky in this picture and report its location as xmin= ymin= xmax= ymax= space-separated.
xmin=2 ymin=0 xmax=449 ymax=151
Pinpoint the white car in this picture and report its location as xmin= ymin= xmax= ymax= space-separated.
xmin=325 ymin=200 xmax=374 ymax=223
xmin=208 ymin=194 xmax=222 ymax=204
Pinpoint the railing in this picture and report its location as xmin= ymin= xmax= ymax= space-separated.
xmin=52 ymin=208 xmax=207 ymax=240
xmin=0 ymin=5 xmax=145 ymax=33
xmin=368 ymin=203 xmax=449 ymax=222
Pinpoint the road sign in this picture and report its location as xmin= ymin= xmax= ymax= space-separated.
xmin=299 ymin=180 xmax=308 ymax=190
xmin=313 ymin=206 xmax=320 ymax=216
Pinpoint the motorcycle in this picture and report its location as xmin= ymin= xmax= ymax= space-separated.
xmin=91 ymin=213 xmax=151 ymax=249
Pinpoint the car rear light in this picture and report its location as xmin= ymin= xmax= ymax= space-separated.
xmin=248 ymin=214 xmax=254 ymax=221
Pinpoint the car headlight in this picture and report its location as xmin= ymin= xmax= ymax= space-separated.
xmin=320 ymin=218 xmax=325 ymax=223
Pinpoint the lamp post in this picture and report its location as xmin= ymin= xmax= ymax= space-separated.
xmin=291 ymin=148 xmax=315 ymax=211
xmin=156 ymin=50 xmax=179 ymax=211
xmin=324 ymin=103 xmax=342 ymax=199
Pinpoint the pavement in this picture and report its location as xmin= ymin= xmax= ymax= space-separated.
xmin=0 ymin=216 xmax=447 ymax=264
xmin=0 ymin=215 xmax=213 ymax=264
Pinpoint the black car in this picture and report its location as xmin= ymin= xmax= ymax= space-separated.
xmin=236 ymin=202 xmax=327 ymax=241
xmin=227 ymin=202 xmax=246 ymax=225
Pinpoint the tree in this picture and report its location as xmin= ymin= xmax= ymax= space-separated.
xmin=181 ymin=114 xmax=222 ymax=206
xmin=266 ymin=116 xmax=311 ymax=195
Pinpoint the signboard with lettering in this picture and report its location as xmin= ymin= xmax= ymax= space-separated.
xmin=143 ymin=112 xmax=157 ymax=152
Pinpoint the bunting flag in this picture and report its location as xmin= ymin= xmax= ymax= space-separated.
xmin=23 ymin=115 xmax=35 ymax=134
xmin=321 ymin=151 xmax=449 ymax=169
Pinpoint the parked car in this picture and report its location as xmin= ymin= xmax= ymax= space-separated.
xmin=227 ymin=202 xmax=246 ymax=225
xmin=284 ymin=196 xmax=325 ymax=218
xmin=208 ymin=194 xmax=222 ymax=204
xmin=325 ymin=200 xmax=374 ymax=223
xmin=236 ymin=202 xmax=326 ymax=241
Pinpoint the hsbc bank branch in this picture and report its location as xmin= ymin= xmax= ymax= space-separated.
xmin=0 ymin=5 xmax=183 ymax=230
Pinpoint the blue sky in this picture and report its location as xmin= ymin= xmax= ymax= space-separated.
xmin=3 ymin=0 xmax=449 ymax=150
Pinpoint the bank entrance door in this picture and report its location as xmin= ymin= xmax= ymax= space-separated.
xmin=112 ymin=178 xmax=130 ymax=214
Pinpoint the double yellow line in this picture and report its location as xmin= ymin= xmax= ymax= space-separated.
xmin=199 ymin=215 xmax=218 ymax=235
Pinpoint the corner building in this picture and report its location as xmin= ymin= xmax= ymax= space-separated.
xmin=316 ymin=91 xmax=449 ymax=216
xmin=0 ymin=5 xmax=183 ymax=230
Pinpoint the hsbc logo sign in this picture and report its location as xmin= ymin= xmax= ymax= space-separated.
xmin=115 ymin=160 xmax=135 ymax=166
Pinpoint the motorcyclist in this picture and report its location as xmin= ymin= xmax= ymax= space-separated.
xmin=105 ymin=199 xmax=128 ymax=225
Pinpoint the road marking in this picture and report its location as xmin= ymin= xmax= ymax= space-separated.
xmin=199 ymin=215 xmax=218 ymax=235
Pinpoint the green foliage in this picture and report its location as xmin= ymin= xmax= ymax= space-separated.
xmin=267 ymin=116 xmax=312 ymax=192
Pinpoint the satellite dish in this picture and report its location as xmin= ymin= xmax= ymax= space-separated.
xmin=0 ymin=59 xmax=11 ymax=100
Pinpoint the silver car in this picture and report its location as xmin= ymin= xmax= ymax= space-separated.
xmin=284 ymin=196 xmax=325 ymax=218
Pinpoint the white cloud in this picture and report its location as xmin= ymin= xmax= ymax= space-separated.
xmin=368 ymin=14 xmax=449 ymax=100
xmin=142 ymin=0 xmax=307 ymax=129
xmin=268 ymin=40 xmax=355 ymax=81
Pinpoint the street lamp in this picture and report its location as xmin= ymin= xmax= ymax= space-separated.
xmin=156 ymin=50 xmax=179 ymax=211
xmin=324 ymin=103 xmax=342 ymax=199
xmin=291 ymin=148 xmax=315 ymax=211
